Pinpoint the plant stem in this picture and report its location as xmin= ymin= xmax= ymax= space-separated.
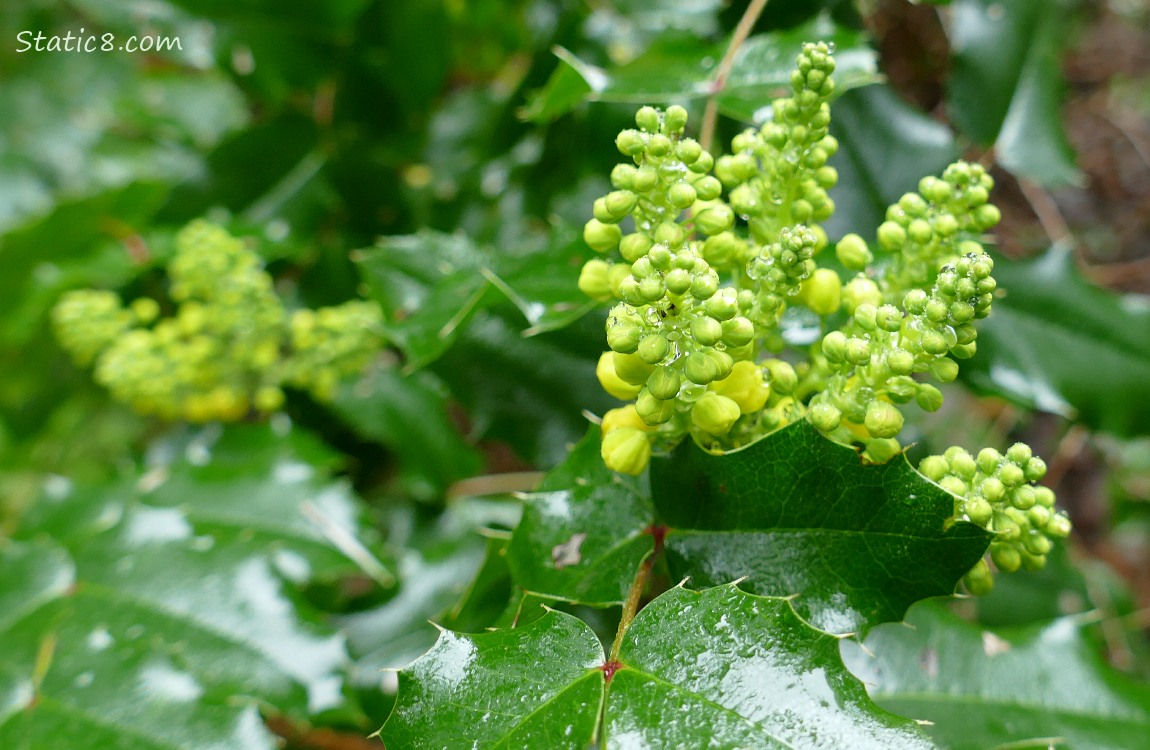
xmin=608 ymin=525 xmax=666 ymax=663
xmin=699 ymin=0 xmax=771 ymax=154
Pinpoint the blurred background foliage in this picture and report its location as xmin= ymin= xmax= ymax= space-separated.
xmin=1 ymin=0 xmax=1149 ymax=747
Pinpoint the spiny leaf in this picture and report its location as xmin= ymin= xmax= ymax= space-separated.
xmin=843 ymin=601 xmax=1150 ymax=749
xmin=965 ymin=244 xmax=1150 ymax=437
xmin=380 ymin=585 xmax=936 ymax=749
xmin=651 ymin=419 xmax=991 ymax=634
xmin=0 ymin=423 xmax=380 ymax=749
xmin=506 ymin=427 xmax=654 ymax=606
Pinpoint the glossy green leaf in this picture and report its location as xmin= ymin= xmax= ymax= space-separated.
xmin=947 ymin=0 xmax=1081 ymax=186
xmin=507 ymin=427 xmax=655 ymax=606
xmin=844 ymin=602 xmax=1150 ymax=749
xmin=827 ymin=83 xmax=959 ymax=238
xmin=381 ymin=584 xmax=935 ymax=749
xmin=330 ymin=366 xmax=484 ymax=502
xmin=650 ymin=419 xmax=991 ymax=634
xmin=0 ymin=423 xmax=383 ymax=749
xmin=965 ymin=245 xmax=1150 ymax=437
xmin=524 ymin=16 xmax=878 ymax=123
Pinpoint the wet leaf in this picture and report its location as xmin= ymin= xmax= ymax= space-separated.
xmin=523 ymin=16 xmax=878 ymax=123
xmin=650 ymin=419 xmax=991 ymax=634
xmin=947 ymin=0 xmax=1081 ymax=186
xmin=0 ymin=423 xmax=382 ymax=749
xmin=844 ymin=601 xmax=1150 ymax=749
xmin=506 ymin=427 xmax=655 ymax=606
xmin=380 ymin=585 xmax=935 ymax=748
xmin=965 ymin=245 xmax=1150 ymax=437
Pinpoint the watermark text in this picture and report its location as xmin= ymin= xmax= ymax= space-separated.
xmin=16 ymin=29 xmax=182 ymax=54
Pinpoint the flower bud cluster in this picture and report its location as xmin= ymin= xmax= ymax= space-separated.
xmin=714 ymin=42 xmax=838 ymax=246
xmin=920 ymin=443 xmax=1072 ymax=593
xmin=53 ymin=220 xmax=382 ymax=422
xmin=806 ymin=249 xmax=997 ymax=458
xmin=876 ymin=162 xmax=1001 ymax=294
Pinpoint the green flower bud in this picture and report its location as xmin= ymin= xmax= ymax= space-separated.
xmin=1035 ymin=486 xmax=1056 ymax=508
xmin=606 ymin=316 xmax=642 ymax=353
xmin=638 ymin=334 xmax=670 ymax=364
xmin=863 ymin=438 xmax=901 ymax=464
xmin=977 ymin=448 xmax=1002 ymax=476
xmin=668 ymin=182 xmax=697 ymax=209
xmin=638 ymin=277 xmax=665 ymax=302
xmin=653 ymin=222 xmax=685 ymax=246
xmin=610 ymin=164 xmax=637 ymax=189
xmin=646 ymin=365 xmax=683 ymax=400
xmin=647 ymin=134 xmax=672 ymax=157
xmin=691 ymin=316 xmax=723 ymax=346
xmin=864 ymin=400 xmax=904 ymax=439
xmin=845 ymin=337 xmax=871 ymax=365
xmin=999 ymin=463 xmax=1025 ymax=487
xmin=885 ymin=376 xmax=918 ymax=403
xmin=981 ymin=477 xmax=1005 ymax=502
xmin=677 ymin=140 xmax=703 ymax=165
xmin=601 ymin=427 xmax=651 ymax=475
xmin=691 ymin=392 xmax=741 ymax=435
xmin=991 ymin=543 xmax=1021 ymax=573
xmin=1024 ymin=457 xmax=1047 ymax=482
xmin=685 ymin=351 xmax=720 ymax=385
xmin=964 ymin=558 xmax=994 ymax=595
xmin=907 ymin=218 xmax=933 ymax=244
xmin=946 ymin=448 xmax=976 ymax=479
xmin=1012 ymin=485 xmax=1036 ymax=511
xmin=888 ymin=348 xmax=915 ymax=376
xmin=578 ymin=259 xmax=614 ymax=301
xmin=808 ymin=402 xmax=842 ymax=432
xmin=694 ymin=205 xmax=735 ymax=235
xmin=664 ymin=105 xmax=689 ymax=133
xmin=703 ymin=290 xmax=738 ymax=321
xmin=920 ymin=456 xmax=949 ymax=481
xmin=877 ymin=221 xmax=906 ymax=251
xmin=633 ymin=165 xmax=658 ymax=192
xmin=665 ymin=268 xmax=692 ymax=296
xmin=721 ymin=316 xmax=755 ymax=348
xmin=821 ymin=331 xmax=848 ymax=363
xmin=764 ymin=359 xmax=797 ymax=396
xmin=835 ymin=234 xmax=872 ymax=271
xmin=584 ymin=219 xmax=622 ymax=252
xmin=702 ymin=232 xmax=745 ymax=267
xmin=636 ymin=389 xmax=676 ymax=425
xmin=915 ymin=383 xmax=944 ymax=412
xmin=853 ymin=304 xmax=877 ymax=331
xmin=616 ymin=129 xmax=645 ymax=156
xmin=635 ymin=106 xmax=660 ymax=132
xmin=965 ymin=497 xmax=994 ymax=526
xmin=707 ymin=350 xmax=735 ymax=381
xmin=613 ymin=351 xmax=656 ymax=385
xmin=1006 ymin=443 xmax=1032 ymax=465
xmin=928 ymin=357 xmax=959 ymax=382
xmin=974 ymin=204 xmax=1001 ymax=230
xmin=605 ymin=190 xmax=638 ymax=219
xmin=596 ymin=352 xmax=642 ymax=400
xmin=689 ymin=272 xmax=720 ymax=301
xmin=1046 ymin=513 xmax=1072 ymax=539
xmin=842 ymin=276 xmax=882 ymax=313
xmin=802 ymin=268 xmax=842 ymax=316
xmin=130 ymin=297 xmax=160 ymax=324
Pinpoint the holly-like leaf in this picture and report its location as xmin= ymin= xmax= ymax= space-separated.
xmin=506 ymin=427 xmax=655 ymax=606
xmin=523 ymin=16 xmax=879 ymax=124
xmin=0 ymin=423 xmax=382 ymax=749
xmin=843 ymin=601 xmax=1150 ymax=749
xmin=380 ymin=585 xmax=935 ymax=749
xmin=965 ymin=245 xmax=1150 ymax=437
xmin=947 ymin=0 xmax=1081 ymax=186
xmin=650 ymin=419 xmax=991 ymax=634
xmin=827 ymin=83 xmax=960 ymax=239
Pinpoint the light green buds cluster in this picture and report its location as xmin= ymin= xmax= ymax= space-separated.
xmin=920 ymin=443 xmax=1071 ymax=592
xmin=52 ymin=220 xmax=383 ymax=422
xmin=876 ymin=161 xmax=1000 ymax=293
xmin=747 ymin=225 xmax=820 ymax=327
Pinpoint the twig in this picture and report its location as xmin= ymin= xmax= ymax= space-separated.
xmin=608 ymin=526 xmax=666 ymax=663
xmin=1015 ymin=177 xmax=1073 ymax=248
xmin=699 ymin=0 xmax=770 ymax=153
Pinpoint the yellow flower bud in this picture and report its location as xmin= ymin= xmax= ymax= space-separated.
xmin=710 ymin=361 xmax=768 ymax=413
xmin=601 ymin=405 xmax=651 ymax=434
xmin=799 ymin=268 xmax=841 ymax=316
xmin=691 ymin=392 xmax=741 ymax=435
xmin=596 ymin=352 xmax=642 ymax=400
xmin=601 ymin=427 xmax=651 ymax=475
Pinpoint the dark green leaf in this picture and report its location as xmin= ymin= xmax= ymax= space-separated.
xmin=507 ymin=427 xmax=654 ymax=606
xmin=381 ymin=585 xmax=935 ymax=748
xmin=827 ymin=84 xmax=959 ymax=239
xmin=947 ymin=0 xmax=1081 ymax=186
xmin=965 ymin=245 xmax=1150 ymax=437
xmin=330 ymin=365 xmax=483 ymax=502
xmin=844 ymin=602 xmax=1150 ymax=749
xmin=651 ymin=419 xmax=991 ymax=634
xmin=525 ymin=16 xmax=878 ymax=123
